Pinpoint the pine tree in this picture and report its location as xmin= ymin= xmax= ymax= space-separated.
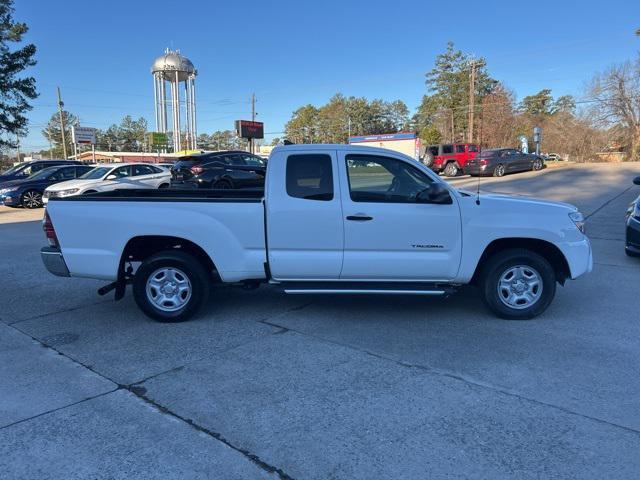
xmin=0 ymin=0 xmax=37 ymax=150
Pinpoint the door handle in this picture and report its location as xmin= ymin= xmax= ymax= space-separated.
xmin=346 ymin=215 xmax=373 ymax=221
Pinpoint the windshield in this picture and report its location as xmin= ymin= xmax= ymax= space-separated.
xmin=1 ymin=163 xmax=26 ymax=175
xmin=79 ymin=166 xmax=111 ymax=179
xmin=27 ymin=166 xmax=60 ymax=180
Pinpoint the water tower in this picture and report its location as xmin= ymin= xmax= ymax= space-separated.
xmin=151 ymin=49 xmax=197 ymax=152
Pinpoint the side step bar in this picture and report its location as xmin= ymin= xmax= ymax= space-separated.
xmin=280 ymin=281 xmax=457 ymax=296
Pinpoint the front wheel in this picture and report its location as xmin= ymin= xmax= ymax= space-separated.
xmin=21 ymin=190 xmax=43 ymax=208
xmin=133 ymin=250 xmax=210 ymax=322
xmin=479 ymin=249 xmax=556 ymax=320
xmin=532 ymin=159 xmax=543 ymax=171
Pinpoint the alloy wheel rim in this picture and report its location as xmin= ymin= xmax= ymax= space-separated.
xmin=145 ymin=267 xmax=192 ymax=312
xmin=496 ymin=165 xmax=505 ymax=176
xmin=24 ymin=191 xmax=42 ymax=208
xmin=497 ymin=265 xmax=543 ymax=310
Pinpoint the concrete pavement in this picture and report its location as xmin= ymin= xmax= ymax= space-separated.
xmin=1 ymin=162 xmax=639 ymax=479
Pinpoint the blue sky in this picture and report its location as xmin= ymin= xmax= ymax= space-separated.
xmin=16 ymin=0 xmax=640 ymax=151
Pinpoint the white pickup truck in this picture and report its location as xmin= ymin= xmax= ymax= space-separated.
xmin=41 ymin=144 xmax=592 ymax=322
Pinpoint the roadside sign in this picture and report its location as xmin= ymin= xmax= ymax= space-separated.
xmin=148 ymin=132 xmax=169 ymax=147
xmin=72 ymin=126 xmax=97 ymax=145
xmin=235 ymin=120 xmax=264 ymax=139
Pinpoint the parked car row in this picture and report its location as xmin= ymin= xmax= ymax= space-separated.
xmin=421 ymin=143 xmax=545 ymax=178
xmin=0 ymin=160 xmax=171 ymax=208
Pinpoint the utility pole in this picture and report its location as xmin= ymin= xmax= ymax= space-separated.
xmin=249 ymin=93 xmax=256 ymax=154
xmin=57 ymin=87 xmax=68 ymax=159
xmin=468 ymin=60 xmax=478 ymax=144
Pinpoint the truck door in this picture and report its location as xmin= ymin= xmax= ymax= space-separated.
xmin=266 ymin=150 xmax=344 ymax=279
xmin=338 ymin=152 xmax=462 ymax=281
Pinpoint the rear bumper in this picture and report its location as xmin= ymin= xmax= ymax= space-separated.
xmin=41 ymin=247 xmax=70 ymax=277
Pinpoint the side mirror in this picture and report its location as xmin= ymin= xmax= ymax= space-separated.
xmin=634 ymin=176 xmax=640 ymax=186
xmin=417 ymin=183 xmax=452 ymax=204
xmin=106 ymin=174 xmax=117 ymax=180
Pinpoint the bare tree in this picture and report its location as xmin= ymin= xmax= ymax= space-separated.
xmin=480 ymin=83 xmax=516 ymax=148
xmin=588 ymin=56 xmax=640 ymax=160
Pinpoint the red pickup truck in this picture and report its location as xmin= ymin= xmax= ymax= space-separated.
xmin=422 ymin=143 xmax=479 ymax=177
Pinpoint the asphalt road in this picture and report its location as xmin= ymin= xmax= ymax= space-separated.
xmin=1 ymin=162 xmax=639 ymax=479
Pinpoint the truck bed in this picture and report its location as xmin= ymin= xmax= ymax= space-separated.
xmin=46 ymin=188 xmax=267 ymax=282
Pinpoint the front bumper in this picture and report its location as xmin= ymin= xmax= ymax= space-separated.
xmin=626 ymin=214 xmax=640 ymax=256
xmin=41 ymin=247 xmax=70 ymax=277
xmin=0 ymin=193 xmax=19 ymax=206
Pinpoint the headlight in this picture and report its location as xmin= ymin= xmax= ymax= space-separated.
xmin=57 ymin=188 xmax=80 ymax=197
xmin=569 ymin=211 xmax=585 ymax=234
xmin=0 ymin=187 xmax=18 ymax=195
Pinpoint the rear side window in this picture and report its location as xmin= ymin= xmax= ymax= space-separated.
xmin=286 ymin=154 xmax=333 ymax=201
xmin=442 ymin=144 xmax=453 ymax=154
xmin=455 ymin=145 xmax=466 ymax=153
xmin=468 ymin=144 xmax=478 ymax=152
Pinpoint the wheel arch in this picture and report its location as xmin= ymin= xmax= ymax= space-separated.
xmin=471 ymin=237 xmax=571 ymax=285
xmin=119 ymin=235 xmax=219 ymax=282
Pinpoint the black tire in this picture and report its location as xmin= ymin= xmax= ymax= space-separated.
xmin=493 ymin=164 xmax=506 ymax=177
xmin=443 ymin=162 xmax=459 ymax=177
xmin=532 ymin=159 xmax=543 ymax=171
xmin=478 ymin=248 xmax=556 ymax=320
xmin=21 ymin=190 xmax=43 ymax=209
xmin=133 ymin=250 xmax=210 ymax=322
xmin=212 ymin=179 xmax=233 ymax=189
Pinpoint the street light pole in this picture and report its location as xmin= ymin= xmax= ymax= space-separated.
xmin=57 ymin=87 xmax=68 ymax=159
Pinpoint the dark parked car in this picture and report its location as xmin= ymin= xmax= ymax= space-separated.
xmin=464 ymin=148 xmax=544 ymax=177
xmin=0 ymin=165 xmax=94 ymax=208
xmin=625 ymin=176 xmax=640 ymax=257
xmin=0 ymin=160 xmax=81 ymax=183
xmin=170 ymin=151 xmax=266 ymax=189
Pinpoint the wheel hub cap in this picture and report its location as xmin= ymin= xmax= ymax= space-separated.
xmin=498 ymin=265 xmax=543 ymax=310
xmin=145 ymin=267 xmax=192 ymax=312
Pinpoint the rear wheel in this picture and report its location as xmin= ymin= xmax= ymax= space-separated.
xmin=21 ymin=190 xmax=43 ymax=209
xmin=532 ymin=159 xmax=543 ymax=171
xmin=479 ymin=249 xmax=556 ymax=320
xmin=443 ymin=162 xmax=459 ymax=177
xmin=493 ymin=164 xmax=506 ymax=177
xmin=133 ymin=250 xmax=210 ymax=322
xmin=422 ymin=153 xmax=434 ymax=168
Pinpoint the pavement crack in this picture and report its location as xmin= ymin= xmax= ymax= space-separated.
xmin=0 ymin=389 xmax=118 ymax=431
xmin=123 ymin=385 xmax=295 ymax=480
xmin=260 ymin=318 xmax=640 ymax=437
xmin=585 ymin=185 xmax=634 ymax=219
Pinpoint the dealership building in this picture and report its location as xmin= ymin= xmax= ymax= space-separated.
xmin=348 ymin=132 xmax=420 ymax=160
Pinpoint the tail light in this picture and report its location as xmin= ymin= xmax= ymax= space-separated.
xmin=190 ymin=165 xmax=204 ymax=175
xmin=43 ymin=211 xmax=59 ymax=248
xmin=479 ymin=159 xmax=489 ymax=165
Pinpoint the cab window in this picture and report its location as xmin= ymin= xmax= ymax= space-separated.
xmin=455 ymin=145 xmax=466 ymax=153
xmin=286 ymin=154 xmax=333 ymax=201
xmin=345 ymin=154 xmax=434 ymax=203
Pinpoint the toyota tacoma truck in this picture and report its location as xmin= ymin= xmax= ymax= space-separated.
xmin=41 ymin=144 xmax=592 ymax=322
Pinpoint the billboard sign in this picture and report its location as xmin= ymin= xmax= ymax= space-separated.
xmin=235 ymin=120 xmax=264 ymax=139
xmin=72 ymin=126 xmax=97 ymax=145
xmin=148 ymin=132 xmax=169 ymax=147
